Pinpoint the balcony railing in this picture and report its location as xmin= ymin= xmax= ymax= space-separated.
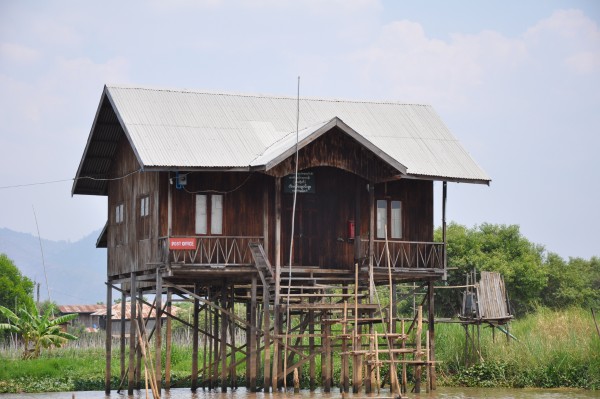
xmin=160 ymin=236 xmax=264 ymax=266
xmin=360 ymin=239 xmax=444 ymax=269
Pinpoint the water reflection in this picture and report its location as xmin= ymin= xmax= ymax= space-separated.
xmin=2 ymin=387 xmax=599 ymax=399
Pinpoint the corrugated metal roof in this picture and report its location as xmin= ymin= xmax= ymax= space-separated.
xmin=73 ymin=84 xmax=490 ymax=194
xmin=59 ymin=304 xmax=106 ymax=314
xmin=91 ymin=302 xmax=178 ymax=320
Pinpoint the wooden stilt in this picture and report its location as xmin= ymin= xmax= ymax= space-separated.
xmin=220 ymin=284 xmax=228 ymax=392
xmin=323 ymin=321 xmax=331 ymax=392
xmin=341 ymin=300 xmax=349 ymax=393
xmin=105 ymin=281 xmax=112 ymax=394
xmin=191 ymin=284 xmax=199 ymax=392
xmin=120 ymin=289 xmax=126 ymax=384
xmin=165 ymin=288 xmax=172 ymax=390
xmin=308 ymin=308 xmax=315 ymax=391
xmin=249 ymin=277 xmax=258 ymax=391
xmin=415 ymin=305 xmax=423 ymax=393
xmin=262 ymin=285 xmax=271 ymax=392
xmin=155 ymin=270 xmax=162 ymax=393
xmin=128 ymin=273 xmax=137 ymax=395
xmin=135 ymin=286 xmax=142 ymax=390
xmin=428 ymin=281 xmax=437 ymax=390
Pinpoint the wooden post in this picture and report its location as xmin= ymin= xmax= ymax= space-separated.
xmin=401 ymin=319 xmax=407 ymax=393
xmin=442 ymin=181 xmax=447 ymax=280
xmin=105 ymin=281 xmax=112 ymax=394
xmin=263 ymin=183 xmax=269 ymax=255
xmin=155 ymin=270 xmax=162 ymax=393
xmin=368 ymin=184 xmax=375 ymax=302
xmin=428 ymin=281 xmax=437 ymax=390
xmin=323 ymin=321 xmax=331 ymax=392
xmin=221 ymin=284 xmax=229 ymax=392
xmin=229 ymin=285 xmax=237 ymax=389
xmin=341 ymin=299 xmax=349 ymax=393
xmin=262 ymin=285 xmax=271 ymax=392
xmin=165 ymin=288 xmax=172 ymax=389
xmin=191 ymin=284 xmax=199 ymax=392
xmin=354 ymin=180 xmax=361 ymax=261
xmin=353 ymin=263 xmax=361 ymax=393
xmin=415 ymin=305 xmax=423 ymax=393
xmin=249 ymin=277 xmax=258 ymax=391
xmin=135 ymin=286 xmax=142 ymax=390
xmin=120 ymin=289 xmax=126 ymax=384
xmin=128 ymin=273 xmax=137 ymax=395
xmin=272 ymin=176 xmax=281 ymax=392
xmin=308 ymin=308 xmax=315 ymax=391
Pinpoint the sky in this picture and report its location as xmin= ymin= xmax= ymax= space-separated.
xmin=0 ymin=0 xmax=599 ymax=261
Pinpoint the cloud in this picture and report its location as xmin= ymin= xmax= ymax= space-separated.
xmin=0 ymin=42 xmax=41 ymax=64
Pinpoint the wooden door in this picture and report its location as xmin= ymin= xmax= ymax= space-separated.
xmin=283 ymin=194 xmax=320 ymax=266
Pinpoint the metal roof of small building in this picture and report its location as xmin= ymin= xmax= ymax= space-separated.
xmin=73 ymin=85 xmax=490 ymax=195
xmin=58 ymin=304 xmax=106 ymax=314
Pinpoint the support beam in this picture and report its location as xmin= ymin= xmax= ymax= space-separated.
xmin=155 ymin=271 xmax=162 ymax=393
xmin=249 ymin=277 xmax=258 ymax=391
xmin=127 ymin=273 xmax=137 ymax=395
xmin=428 ymin=281 xmax=437 ymax=390
xmin=165 ymin=288 xmax=172 ymax=389
xmin=105 ymin=281 xmax=112 ymax=394
xmin=368 ymin=183 xmax=375 ymax=302
xmin=442 ymin=181 xmax=447 ymax=280
xmin=120 ymin=289 xmax=126 ymax=384
xmin=220 ymin=284 xmax=228 ymax=392
xmin=191 ymin=284 xmax=199 ymax=392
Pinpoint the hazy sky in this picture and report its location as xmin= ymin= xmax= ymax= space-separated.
xmin=1 ymin=0 xmax=599 ymax=260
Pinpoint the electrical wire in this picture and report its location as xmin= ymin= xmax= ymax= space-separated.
xmin=0 ymin=169 xmax=142 ymax=190
xmin=181 ymin=172 xmax=254 ymax=195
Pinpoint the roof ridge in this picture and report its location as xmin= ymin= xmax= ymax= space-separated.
xmin=105 ymin=84 xmax=430 ymax=107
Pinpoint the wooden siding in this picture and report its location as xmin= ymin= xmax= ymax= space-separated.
xmin=268 ymin=127 xmax=400 ymax=182
xmin=105 ymin=128 xmax=433 ymax=277
xmin=107 ymin=136 xmax=160 ymax=277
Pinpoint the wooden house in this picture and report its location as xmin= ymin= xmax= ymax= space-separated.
xmin=58 ymin=304 xmax=104 ymax=331
xmin=73 ymin=85 xmax=489 ymax=395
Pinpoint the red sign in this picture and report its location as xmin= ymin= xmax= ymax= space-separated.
xmin=169 ymin=237 xmax=197 ymax=250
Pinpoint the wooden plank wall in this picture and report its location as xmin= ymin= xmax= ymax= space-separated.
xmin=107 ymin=137 xmax=160 ymax=276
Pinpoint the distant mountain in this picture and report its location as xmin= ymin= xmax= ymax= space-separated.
xmin=0 ymin=228 xmax=106 ymax=305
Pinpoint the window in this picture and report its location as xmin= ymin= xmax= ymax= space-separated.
xmin=211 ymin=195 xmax=223 ymax=234
xmin=115 ymin=203 xmax=124 ymax=224
xmin=195 ymin=195 xmax=207 ymax=234
xmin=195 ymin=194 xmax=224 ymax=235
xmin=376 ymin=199 xmax=402 ymax=239
xmin=391 ymin=200 xmax=402 ymax=239
xmin=376 ymin=200 xmax=387 ymax=238
xmin=140 ymin=196 xmax=150 ymax=217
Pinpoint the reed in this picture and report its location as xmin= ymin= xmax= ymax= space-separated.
xmin=1 ymin=308 xmax=598 ymax=392
xmin=435 ymin=307 xmax=600 ymax=389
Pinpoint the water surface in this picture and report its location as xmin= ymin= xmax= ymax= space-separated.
xmin=2 ymin=387 xmax=598 ymax=399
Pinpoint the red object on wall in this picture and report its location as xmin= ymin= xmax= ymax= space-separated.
xmin=169 ymin=237 xmax=197 ymax=250
xmin=347 ymin=219 xmax=355 ymax=240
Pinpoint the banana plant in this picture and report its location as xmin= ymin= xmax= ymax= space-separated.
xmin=0 ymin=305 xmax=78 ymax=359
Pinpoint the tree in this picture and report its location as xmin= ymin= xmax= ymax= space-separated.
xmin=542 ymin=254 xmax=600 ymax=309
xmin=0 ymin=305 xmax=78 ymax=359
xmin=0 ymin=254 xmax=35 ymax=314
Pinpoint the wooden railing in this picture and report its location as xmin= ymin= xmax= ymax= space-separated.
xmin=160 ymin=236 xmax=264 ymax=266
xmin=360 ymin=239 xmax=444 ymax=269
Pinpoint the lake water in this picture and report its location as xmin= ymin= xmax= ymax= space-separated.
xmin=2 ymin=387 xmax=599 ymax=399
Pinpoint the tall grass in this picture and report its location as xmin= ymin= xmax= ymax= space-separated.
xmin=435 ymin=307 xmax=600 ymax=389
xmin=1 ymin=308 xmax=599 ymax=392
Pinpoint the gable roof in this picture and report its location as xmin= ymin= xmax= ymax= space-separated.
xmin=73 ymin=85 xmax=490 ymax=195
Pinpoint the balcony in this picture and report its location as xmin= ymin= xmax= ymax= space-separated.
xmin=159 ymin=236 xmax=264 ymax=266
xmin=360 ymin=239 xmax=444 ymax=270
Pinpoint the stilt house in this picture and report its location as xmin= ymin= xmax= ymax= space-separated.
xmin=73 ymin=85 xmax=490 ymax=395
